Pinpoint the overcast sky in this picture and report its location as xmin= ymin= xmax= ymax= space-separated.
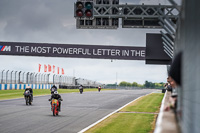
xmin=0 ymin=0 xmax=180 ymax=84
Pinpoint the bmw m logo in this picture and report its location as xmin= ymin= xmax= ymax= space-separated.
xmin=0 ymin=46 xmax=11 ymax=51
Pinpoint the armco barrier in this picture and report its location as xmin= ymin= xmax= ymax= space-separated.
xmin=0 ymin=84 xmax=54 ymax=90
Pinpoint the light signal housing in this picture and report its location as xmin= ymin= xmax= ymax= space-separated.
xmin=76 ymin=1 xmax=84 ymax=9
xmin=75 ymin=1 xmax=93 ymax=18
xmin=75 ymin=2 xmax=84 ymax=17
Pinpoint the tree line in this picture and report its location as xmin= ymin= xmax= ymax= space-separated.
xmin=118 ymin=81 xmax=165 ymax=89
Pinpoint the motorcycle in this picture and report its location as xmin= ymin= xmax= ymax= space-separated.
xmin=98 ymin=87 xmax=101 ymax=92
xmin=23 ymin=90 xmax=32 ymax=105
xmin=49 ymin=98 xmax=62 ymax=116
xmin=79 ymin=88 xmax=83 ymax=94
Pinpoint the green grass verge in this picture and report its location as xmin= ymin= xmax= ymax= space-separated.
xmin=87 ymin=113 xmax=155 ymax=133
xmin=0 ymin=89 xmax=26 ymax=100
xmin=121 ymin=93 xmax=164 ymax=113
xmin=0 ymin=88 xmax=113 ymax=100
xmin=85 ymin=93 xmax=164 ymax=133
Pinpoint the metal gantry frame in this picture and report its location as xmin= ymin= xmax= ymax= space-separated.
xmin=158 ymin=0 xmax=180 ymax=58
xmin=75 ymin=0 xmax=180 ymax=58
xmin=75 ymin=0 xmax=179 ymax=29
xmin=93 ymin=4 xmax=178 ymax=18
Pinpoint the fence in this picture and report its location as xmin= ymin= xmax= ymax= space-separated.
xmin=0 ymin=84 xmax=53 ymax=90
xmin=0 ymin=70 xmax=102 ymax=89
xmin=0 ymin=70 xmax=50 ymax=84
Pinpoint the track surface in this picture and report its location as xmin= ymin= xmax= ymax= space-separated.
xmin=0 ymin=89 xmax=156 ymax=133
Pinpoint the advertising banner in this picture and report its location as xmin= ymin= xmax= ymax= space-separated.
xmin=0 ymin=42 xmax=145 ymax=60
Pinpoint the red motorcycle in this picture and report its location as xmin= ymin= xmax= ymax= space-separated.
xmin=98 ymin=87 xmax=101 ymax=92
xmin=49 ymin=99 xmax=60 ymax=116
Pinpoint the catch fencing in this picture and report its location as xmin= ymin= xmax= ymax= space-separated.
xmin=0 ymin=70 xmax=50 ymax=84
xmin=0 ymin=70 xmax=102 ymax=90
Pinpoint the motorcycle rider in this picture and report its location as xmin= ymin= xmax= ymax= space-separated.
xmin=79 ymin=85 xmax=83 ymax=93
xmin=24 ymin=86 xmax=33 ymax=101
xmin=98 ymin=86 xmax=101 ymax=92
xmin=49 ymin=91 xmax=63 ymax=111
xmin=50 ymin=85 xmax=57 ymax=95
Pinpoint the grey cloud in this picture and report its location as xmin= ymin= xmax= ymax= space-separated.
xmin=0 ymin=0 xmax=169 ymax=84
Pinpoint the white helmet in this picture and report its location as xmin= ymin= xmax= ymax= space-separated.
xmin=54 ymin=91 xmax=58 ymax=94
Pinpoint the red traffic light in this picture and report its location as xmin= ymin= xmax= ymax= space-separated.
xmin=76 ymin=9 xmax=83 ymax=17
xmin=85 ymin=9 xmax=92 ymax=17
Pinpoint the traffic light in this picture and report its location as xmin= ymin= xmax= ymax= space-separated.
xmin=74 ymin=1 xmax=93 ymax=18
xmin=75 ymin=0 xmax=119 ymax=29
xmin=85 ymin=2 xmax=93 ymax=17
xmin=75 ymin=2 xmax=84 ymax=17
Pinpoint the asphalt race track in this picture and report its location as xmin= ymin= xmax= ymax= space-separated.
xmin=0 ymin=89 xmax=156 ymax=133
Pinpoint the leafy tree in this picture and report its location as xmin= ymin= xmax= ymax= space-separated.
xmin=137 ymin=84 xmax=144 ymax=88
xmin=119 ymin=81 xmax=127 ymax=86
xmin=132 ymin=82 xmax=138 ymax=87
xmin=118 ymin=80 xmax=164 ymax=89
xmin=119 ymin=81 xmax=131 ymax=87
xmin=144 ymin=80 xmax=151 ymax=88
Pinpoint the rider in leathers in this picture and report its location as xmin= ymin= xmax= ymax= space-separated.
xmin=50 ymin=85 xmax=57 ymax=95
xmin=49 ymin=91 xmax=63 ymax=111
xmin=24 ymin=86 xmax=33 ymax=101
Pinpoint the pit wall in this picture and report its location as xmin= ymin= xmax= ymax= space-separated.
xmin=0 ymin=84 xmax=56 ymax=90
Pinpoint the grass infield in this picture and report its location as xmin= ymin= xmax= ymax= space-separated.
xmin=85 ymin=93 xmax=164 ymax=133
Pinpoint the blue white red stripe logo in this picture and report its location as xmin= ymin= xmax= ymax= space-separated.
xmin=0 ymin=46 xmax=11 ymax=51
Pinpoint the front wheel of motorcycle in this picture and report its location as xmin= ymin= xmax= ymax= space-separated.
xmin=53 ymin=107 xmax=55 ymax=116
xmin=25 ymin=97 xmax=28 ymax=105
xmin=29 ymin=97 xmax=32 ymax=105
